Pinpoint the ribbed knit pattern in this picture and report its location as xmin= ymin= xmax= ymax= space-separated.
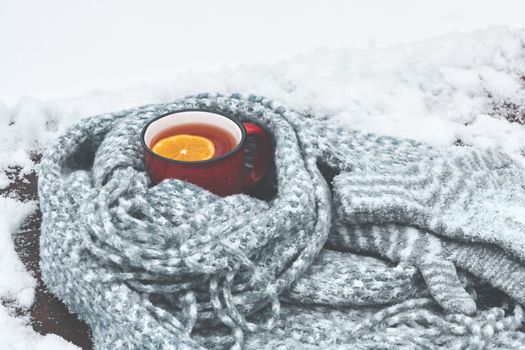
xmin=39 ymin=93 xmax=525 ymax=349
xmin=329 ymin=224 xmax=476 ymax=314
xmin=331 ymin=144 xmax=525 ymax=311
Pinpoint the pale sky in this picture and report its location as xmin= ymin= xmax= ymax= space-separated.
xmin=1 ymin=0 xmax=524 ymax=104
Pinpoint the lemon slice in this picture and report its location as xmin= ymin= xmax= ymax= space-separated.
xmin=152 ymin=134 xmax=215 ymax=161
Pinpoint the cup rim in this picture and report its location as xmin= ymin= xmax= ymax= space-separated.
xmin=140 ymin=109 xmax=246 ymax=165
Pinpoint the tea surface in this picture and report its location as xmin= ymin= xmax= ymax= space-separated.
xmin=151 ymin=123 xmax=237 ymax=161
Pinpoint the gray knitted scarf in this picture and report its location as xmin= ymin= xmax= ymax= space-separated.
xmin=39 ymin=93 xmax=525 ymax=349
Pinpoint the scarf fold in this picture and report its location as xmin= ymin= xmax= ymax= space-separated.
xmin=39 ymin=93 xmax=525 ymax=349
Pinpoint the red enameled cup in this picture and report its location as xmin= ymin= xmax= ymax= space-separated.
xmin=141 ymin=110 xmax=271 ymax=196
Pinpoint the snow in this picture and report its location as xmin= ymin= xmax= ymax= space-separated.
xmin=2 ymin=0 xmax=525 ymax=104
xmin=1 ymin=2 xmax=525 ymax=348
xmin=0 ymin=198 xmax=79 ymax=349
xmin=0 ymin=198 xmax=36 ymax=307
xmin=3 ymin=27 xmax=525 ymax=169
xmin=0 ymin=304 xmax=78 ymax=350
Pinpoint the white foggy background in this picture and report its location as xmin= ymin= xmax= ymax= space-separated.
xmin=1 ymin=0 xmax=524 ymax=105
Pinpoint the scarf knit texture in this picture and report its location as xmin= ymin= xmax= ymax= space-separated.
xmin=38 ymin=93 xmax=525 ymax=349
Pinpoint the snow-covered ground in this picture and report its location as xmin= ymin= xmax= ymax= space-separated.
xmin=2 ymin=1 xmax=525 ymax=348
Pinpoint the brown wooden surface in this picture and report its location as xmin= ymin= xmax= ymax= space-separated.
xmin=3 ymin=164 xmax=93 ymax=350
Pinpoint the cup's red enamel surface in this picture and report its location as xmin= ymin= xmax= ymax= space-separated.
xmin=141 ymin=110 xmax=270 ymax=197
xmin=144 ymin=147 xmax=246 ymax=196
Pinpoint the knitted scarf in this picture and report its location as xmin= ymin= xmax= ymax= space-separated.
xmin=39 ymin=93 xmax=525 ymax=349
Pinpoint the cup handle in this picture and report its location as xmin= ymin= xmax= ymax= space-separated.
xmin=243 ymin=122 xmax=271 ymax=188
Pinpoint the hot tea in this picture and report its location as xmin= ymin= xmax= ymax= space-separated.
xmin=142 ymin=110 xmax=270 ymax=195
xmin=150 ymin=123 xmax=238 ymax=162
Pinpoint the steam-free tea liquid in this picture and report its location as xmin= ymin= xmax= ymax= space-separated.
xmin=151 ymin=123 xmax=238 ymax=161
